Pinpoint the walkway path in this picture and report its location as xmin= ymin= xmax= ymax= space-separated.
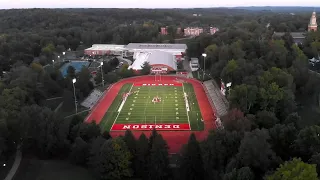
xmin=4 ymin=146 xmax=22 ymax=180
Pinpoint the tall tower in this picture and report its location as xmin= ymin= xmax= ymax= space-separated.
xmin=308 ymin=11 xmax=317 ymax=32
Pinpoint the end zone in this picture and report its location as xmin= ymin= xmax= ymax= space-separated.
xmin=111 ymin=123 xmax=190 ymax=131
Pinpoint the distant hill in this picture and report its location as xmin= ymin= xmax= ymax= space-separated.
xmin=229 ymin=6 xmax=320 ymax=12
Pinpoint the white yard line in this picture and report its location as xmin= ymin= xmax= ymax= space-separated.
xmin=143 ymin=85 xmax=152 ymax=124
xmin=110 ymin=84 xmax=134 ymax=129
xmin=182 ymin=83 xmax=191 ymax=130
xmin=161 ymin=90 xmax=164 ymax=124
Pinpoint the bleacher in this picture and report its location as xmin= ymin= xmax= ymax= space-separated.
xmin=81 ymin=89 xmax=104 ymax=109
xmin=203 ymin=80 xmax=229 ymax=117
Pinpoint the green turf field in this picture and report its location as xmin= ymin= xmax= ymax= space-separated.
xmin=100 ymin=83 xmax=204 ymax=131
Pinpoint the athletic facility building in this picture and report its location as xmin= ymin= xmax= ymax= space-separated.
xmin=125 ymin=43 xmax=187 ymax=60
xmin=129 ymin=51 xmax=177 ymax=73
xmin=84 ymin=44 xmax=127 ymax=56
xmin=84 ymin=43 xmax=187 ymax=73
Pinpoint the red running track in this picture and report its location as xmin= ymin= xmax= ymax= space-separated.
xmin=85 ymin=75 xmax=217 ymax=153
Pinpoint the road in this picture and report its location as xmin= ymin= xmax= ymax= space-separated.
xmin=4 ymin=146 xmax=22 ymax=180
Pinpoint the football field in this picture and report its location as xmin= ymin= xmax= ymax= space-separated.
xmin=99 ymin=82 xmax=204 ymax=131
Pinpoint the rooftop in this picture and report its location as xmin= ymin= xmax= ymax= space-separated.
xmin=129 ymin=51 xmax=176 ymax=70
xmin=85 ymin=44 xmax=126 ymax=51
xmin=273 ymin=32 xmax=306 ymax=39
xmin=126 ymin=43 xmax=187 ymax=50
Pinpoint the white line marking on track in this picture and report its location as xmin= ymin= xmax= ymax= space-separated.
xmin=182 ymin=83 xmax=191 ymax=130
xmin=110 ymin=84 xmax=134 ymax=130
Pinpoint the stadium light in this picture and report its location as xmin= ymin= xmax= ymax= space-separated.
xmin=62 ymin=52 xmax=66 ymax=55
xmin=72 ymin=78 xmax=78 ymax=114
xmin=100 ymin=62 xmax=104 ymax=87
xmin=202 ymin=53 xmax=207 ymax=81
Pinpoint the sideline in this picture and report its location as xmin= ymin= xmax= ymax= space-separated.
xmin=4 ymin=146 xmax=22 ymax=180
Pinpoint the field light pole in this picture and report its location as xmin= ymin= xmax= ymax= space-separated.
xmin=62 ymin=52 xmax=65 ymax=61
xmin=72 ymin=78 xmax=78 ymax=114
xmin=202 ymin=53 xmax=207 ymax=81
xmin=52 ymin=60 xmax=54 ymax=68
xmin=100 ymin=61 xmax=105 ymax=87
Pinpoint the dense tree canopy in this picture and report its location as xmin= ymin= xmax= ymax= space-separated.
xmin=0 ymin=7 xmax=320 ymax=180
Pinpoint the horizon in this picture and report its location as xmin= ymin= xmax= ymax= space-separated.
xmin=1 ymin=6 xmax=320 ymax=10
xmin=1 ymin=0 xmax=320 ymax=9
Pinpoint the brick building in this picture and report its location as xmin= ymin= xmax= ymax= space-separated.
xmin=184 ymin=27 xmax=203 ymax=36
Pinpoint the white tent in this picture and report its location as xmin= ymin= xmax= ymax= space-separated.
xmin=128 ymin=51 xmax=177 ymax=70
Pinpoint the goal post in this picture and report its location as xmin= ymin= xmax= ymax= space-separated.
xmin=154 ymin=72 xmax=161 ymax=81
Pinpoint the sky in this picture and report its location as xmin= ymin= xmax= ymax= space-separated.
xmin=1 ymin=0 xmax=320 ymax=9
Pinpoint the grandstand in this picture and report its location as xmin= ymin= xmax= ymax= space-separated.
xmin=81 ymin=89 xmax=104 ymax=109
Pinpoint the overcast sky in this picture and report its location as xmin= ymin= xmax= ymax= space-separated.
xmin=1 ymin=0 xmax=320 ymax=9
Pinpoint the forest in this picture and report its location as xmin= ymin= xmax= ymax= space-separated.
xmin=0 ymin=8 xmax=320 ymax=180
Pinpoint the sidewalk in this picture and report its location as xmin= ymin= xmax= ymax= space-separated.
xmin=4 ymin=147 xmax=22 ymax=180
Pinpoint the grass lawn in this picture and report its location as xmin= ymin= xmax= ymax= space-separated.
xmin=13 ymin=158 xmax=95 ymax=180
xmin=99 ymin=83 xmax=204 ymax=131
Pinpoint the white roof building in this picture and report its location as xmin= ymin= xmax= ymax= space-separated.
xmin=129 ymin=51 xmax=177 ymax=71
xmin=85 ymin=44 xmax=126 ymax=51
xmin=126 ymin=43 xmax=187 ymax=56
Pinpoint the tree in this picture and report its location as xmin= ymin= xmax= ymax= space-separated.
xmin=254 ymin=111 xmax=279 ymax=129
xmin=67 ymin=66 xmax=76 ymax=78
xmin=309 ymin=153 xmax=320 ymax=175
xmin=105 ymin=72 xmax=119 ymax=84
xmin=231 ymin=129 xmax=279 ymax=178
xmin=134 ymin=133 xmax=149 ymax=179
xmin=119 ymin=64 xmax=134 ymax=78
xmin=267 ymin=158 xmax=318 ymax=180
xmin=147 ymin=134 xmax=170 ymax=180
xmin=222 ymin=108 xmax=252 ymax=132
xmin=73 ymin=122 xmax=101 ymax=143
xmin=223 ymin=167 xmax=255 ymax=180
xmin=229 ymin=84 xmax=258 ymax=113
xmin=140 ymin=62 xmax=151 ymax=75
xmin=19 ymin=105 xmax=70 ymax=158
xmin=202 ymin=130 xmax=242 ymax=179
xmin=69 ymin=137 xmax=89 ymax=166
xmin=123 ymin=130 xmax=136 ymax=155
xmin=283 ymin=112 xmax=300 ymax=128
xmin=293 ymin=125 xmax=320 ymax=161
xmin=76 ymin=67 xmax=94 ymax=98
xmin=179 ymin=134 xmax=204 ymax=180
xmin=91 ymin=137 xmax=132 ymax=180
xmin=268 ymin=124 xmax=297 ymax=160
